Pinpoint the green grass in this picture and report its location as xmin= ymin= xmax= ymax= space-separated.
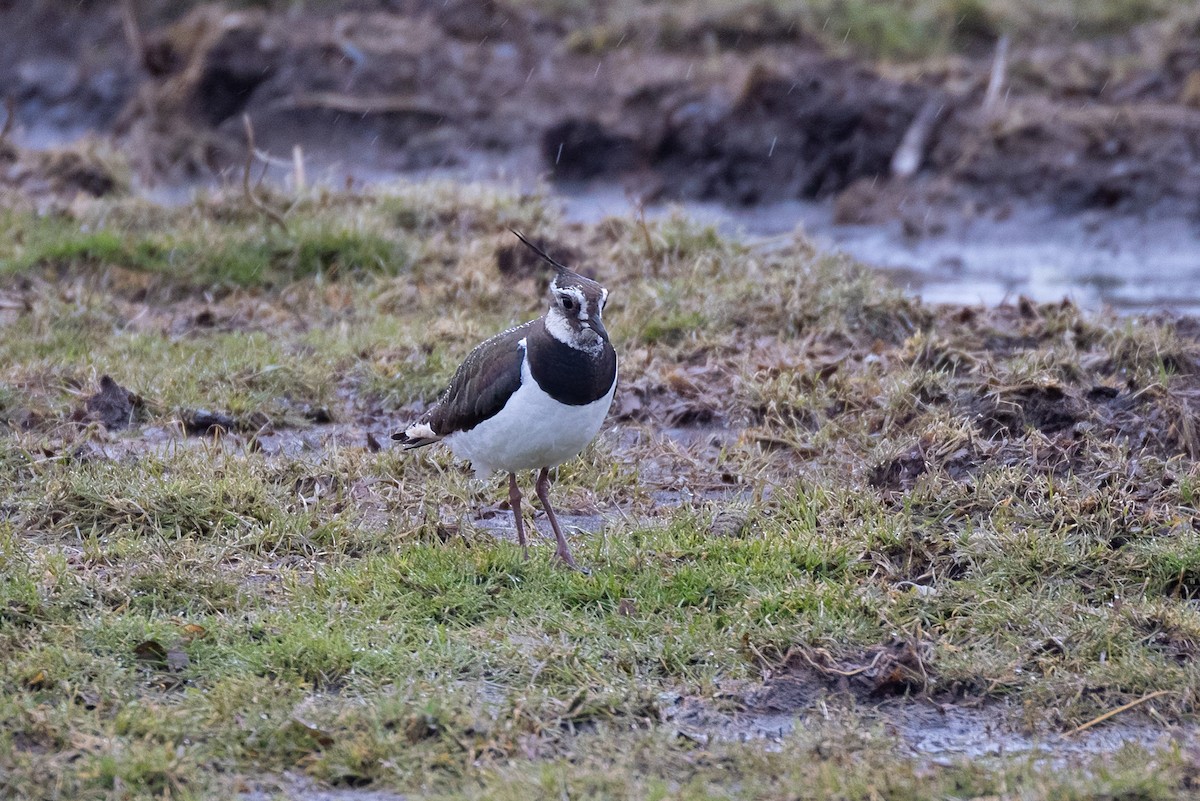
xmin=65 ymin=0 xmax=1183 ymax=63
xmin=3 ymin=182 xmax=1200 ymax=799
xmin=0 ymin=202 xmax=411 ymax=287
xmin=555 ymin=0 xmax=1181 ymax=60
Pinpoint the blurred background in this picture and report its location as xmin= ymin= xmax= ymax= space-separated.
xmin=5 ymin=0 xmax=1200 ymax=311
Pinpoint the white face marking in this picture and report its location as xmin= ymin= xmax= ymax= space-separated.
xmin=547 ymin=271 xmax=610 ymax=355
xmin=554 ymin=285 xmax=587 ymax=319
xmin=545 ymin=308 xmax=604 ymax=355
xmin=544 ymin=309 xmax=574 ymax=345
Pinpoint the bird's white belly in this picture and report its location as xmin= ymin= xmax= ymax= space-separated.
xmin=446 ymin=356 xmax=616 ymax=477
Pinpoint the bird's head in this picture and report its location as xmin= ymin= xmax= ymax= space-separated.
xmin=510 ymin=230 xmax=610 ymax=352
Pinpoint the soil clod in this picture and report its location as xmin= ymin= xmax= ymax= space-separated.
xmin=707 ymin=507 xmax=754 ymax=538
xmin=84 ymin=375 xmax=143 ymax=430
xmin=180 ymin=408 xmax=238 ymax=436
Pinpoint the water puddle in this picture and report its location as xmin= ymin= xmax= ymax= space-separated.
xmin=20 ymin=109 xmax=1199 ymax=317
xmin=662 ymin=688 xmax=1181 ymax=766
xmin=558 ymin=184 xmax=1200 ymax=315
xmin=890 ymin=702 xmax=1175 ymax=766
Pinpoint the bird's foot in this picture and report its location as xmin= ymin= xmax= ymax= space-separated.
xmin=553 ymin=549 xmax=588 ymax=573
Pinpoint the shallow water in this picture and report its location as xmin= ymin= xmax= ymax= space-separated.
xmin=21 ymin=110 xmax=1200 ymax=317
xmin=663 ymin=688 xmax=1181 ymax=767
xmin=559 ymin=184 xmax=1200 ymax=315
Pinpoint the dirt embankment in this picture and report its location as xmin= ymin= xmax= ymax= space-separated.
xmin=5 ymin=1 xmax=1200 ymax=217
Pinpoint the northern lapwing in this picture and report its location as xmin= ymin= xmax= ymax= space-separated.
xmin=393 ymin=231 xmax=617 ymax=567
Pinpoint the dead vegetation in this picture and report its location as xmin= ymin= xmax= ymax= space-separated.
xmin=6 ymin=0 xmax=1200 ymax=220
xmin=3 ymin=163 xmax=1200 ymax=799
xmin=0 ymin=129 xmax=127 ymax=209
xmin=2 ymin=3 xmax=1200 ymax=792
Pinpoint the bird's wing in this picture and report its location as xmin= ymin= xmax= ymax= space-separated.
xmin=392 ymin=321 xmax=532 ymax=448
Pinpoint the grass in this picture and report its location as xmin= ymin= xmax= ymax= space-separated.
xmin=552 ymin=0 xmax=1182 ymax=60
xmin=0 ymin=198 xmax=412 ymax=287
xmin=3 ymin=181 xmax=1200 ymax=799
xmin=61 ymin=0 xmax=1183 ymax=62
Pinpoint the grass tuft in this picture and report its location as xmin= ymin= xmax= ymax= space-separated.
xmin=2 ymin=181 xmax=1200 ymax=798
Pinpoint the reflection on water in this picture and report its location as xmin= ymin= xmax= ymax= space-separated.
xmin=20 ymin=111 xmax=1200 ymax=317
xmin=559 ymin=185 xmax=1200 ymax=315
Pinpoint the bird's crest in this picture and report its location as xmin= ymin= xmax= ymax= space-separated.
xmin=509 ymin=229 xmax=573 ymax=275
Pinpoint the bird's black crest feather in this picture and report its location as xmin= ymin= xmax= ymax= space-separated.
xmin=509 ymin=229 xmax=571 ymax=273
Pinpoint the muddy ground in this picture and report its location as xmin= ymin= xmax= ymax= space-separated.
xmin=7 ymin=4 xmax=1200 ymax=797
xmin=5 ymin=189 xmax=1200 ymax=797
xmin=6 ymin=0 xmax=1200 ymax=222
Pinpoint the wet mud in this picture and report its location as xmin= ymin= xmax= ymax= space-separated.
xmin=664 ymin=672 xmax=1182 ymax=766
xmin=7 ymin=1 xmax=1200 ymax=221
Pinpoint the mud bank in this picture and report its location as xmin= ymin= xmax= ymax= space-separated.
xmin=7 ymin=1 xmax=1200 ymax=220
xmin=561 ymin=186 xmax=1200 ymax=313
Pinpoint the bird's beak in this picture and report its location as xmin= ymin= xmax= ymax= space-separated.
xmin=589 ymin=318 xmax=608 ymax=341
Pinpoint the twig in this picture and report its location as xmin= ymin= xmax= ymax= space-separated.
xmin=891 ymin=97 xmax=941 ymax=179
xmin=251 ymin=148 xmax=295 ymax=169
xmin=793 ymin=646 xmax=882 ymax=677
xmin=269 ymin=92 xmax=444 ymax=117
xmin=982 ymin=34 xmax=1010 ymax=115
xmin=744 ymin=638 xmax=772 ymax=672
xmin=241 ymin=114 xmax=288 ymax=232
xmin=0 ymin=96 xmax=14 ymax=147
xmin=1066 ymin=690 xmax=1172 ymax=736
xmin=119 ymin=0 xmax=147 ymax=71
xmin=631 ymin=198 xmax=658 ymax=275
xmin=292 ymin=144 xmax=306 ymax=192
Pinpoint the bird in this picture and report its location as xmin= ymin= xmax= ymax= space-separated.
xmin=392 ymin=230 xmax=617 ymax=568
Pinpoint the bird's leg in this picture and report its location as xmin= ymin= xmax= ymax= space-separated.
xmin=508 ymin=472 xmax=528 ymax=560
xmin=535 ymin=467 xmax=577 ymax=568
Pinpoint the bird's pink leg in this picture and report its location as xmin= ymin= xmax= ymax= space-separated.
xmin=535 ymin=467 xmax=577 ymax=568
xmin=508 ymin=472 xmax=528 ymax=560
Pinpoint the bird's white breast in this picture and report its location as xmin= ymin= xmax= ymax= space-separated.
xmin=445 ymin=343 xmax=616 ymax=478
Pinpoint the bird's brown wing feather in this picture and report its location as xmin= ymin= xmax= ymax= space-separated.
xmin=392 ymin=321 xmax=532 ymax=448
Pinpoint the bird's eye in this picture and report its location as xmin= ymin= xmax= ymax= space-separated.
xmin=560 ymin=295 xmax=576 ymax=311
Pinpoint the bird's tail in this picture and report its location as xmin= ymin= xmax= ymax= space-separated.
xmin=391 ymin=421 xmax=441 ymax=449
